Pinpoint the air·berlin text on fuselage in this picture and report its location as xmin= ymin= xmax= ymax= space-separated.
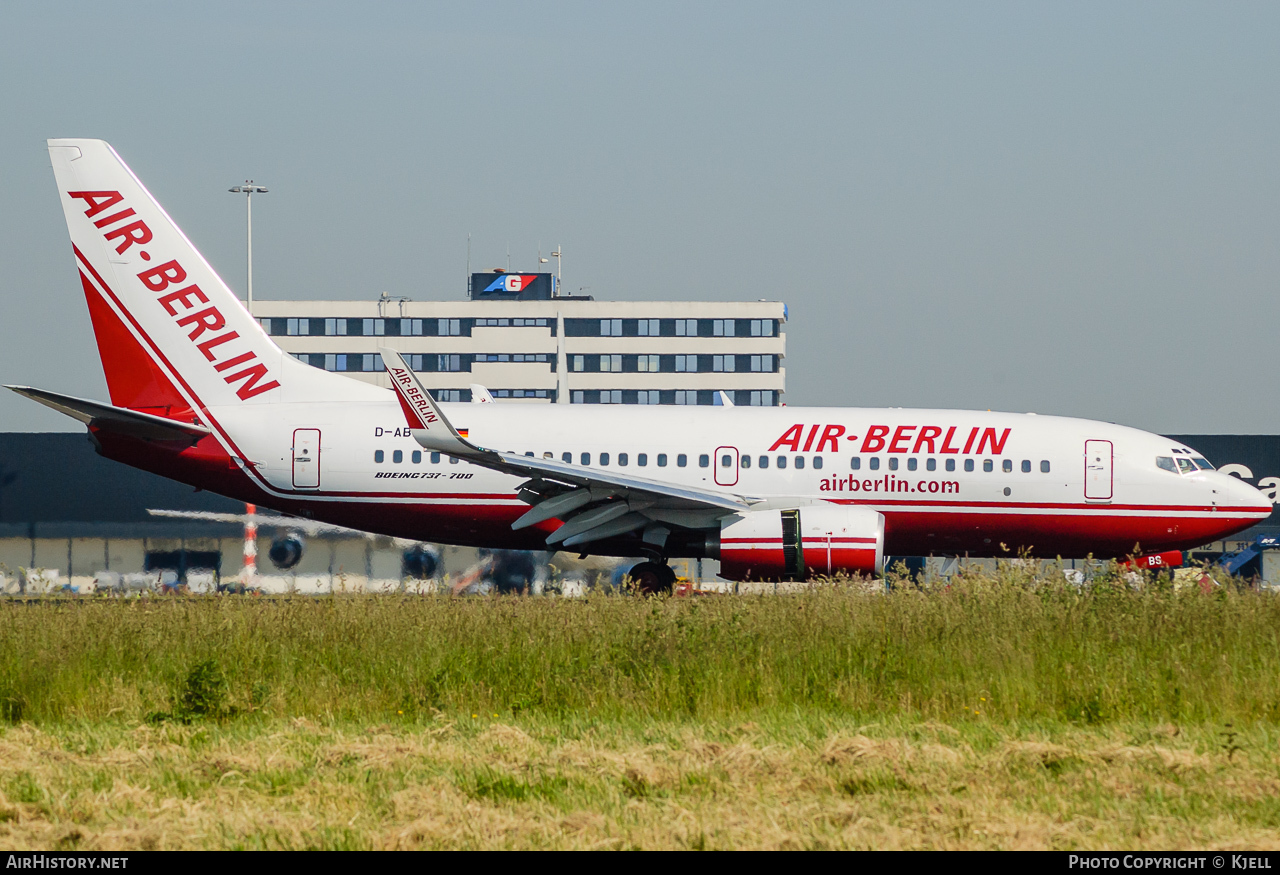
xmin=769 ymin=424 xmax=1011 ymax=455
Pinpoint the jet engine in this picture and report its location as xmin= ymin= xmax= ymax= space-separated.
xmin=268 ymin=533 xmax=305 ymax=570
xmin=402 ymin=544 xmax=441 ymax=580
xmin=710 ymin=505 xmax=884 ymax=581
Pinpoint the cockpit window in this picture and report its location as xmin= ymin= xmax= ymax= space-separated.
xmin=1156 ymin=456 xmax=1177 ymax=473
xmin=1193 ymin=458 xmax=1214 ymax=470
xmin=1176 ymin=457 xmax=1197 ymax=475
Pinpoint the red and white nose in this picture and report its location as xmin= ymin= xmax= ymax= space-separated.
xmin=1215 ymin=473 xmax=1274 ymax=517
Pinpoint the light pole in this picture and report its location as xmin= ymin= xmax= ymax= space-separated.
xmin=550 ymin=246 xmax=562 ymax=296
xmin=228 ymin=181 xmax=268 ymax=311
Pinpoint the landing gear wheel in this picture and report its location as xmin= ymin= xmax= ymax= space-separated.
xmin=628 ymin=561 xmax=676 ymax=596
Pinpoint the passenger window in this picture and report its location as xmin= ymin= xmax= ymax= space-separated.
xmin=1193 ymin=458 xmax=1213 ymax=470
xmin=926 ymin=458 xmax=936 ymax=471
xmin=869 ymin=458 xmax=880 ymax=471
xmin=374 ymin=450 xmax=384 ymax=463
xmin=637 ymin=453 xmax=647 ymax=466
xmin=1156 ymin=456 xmax=1177 ymax=473
xmin=431 ymin=452 xmax=440 ymax=464
xmin=721 ymin=454 xmax=733 ymax=467
xmin=907 ymin=458 xmax=917 ymax=472
xmin=449 ymin=456 xmax=459 ymax=464
xmin=851 ymin=457 xmax=861 ymax=471
xmin=741 ymin=455 xmax=751 ymax=469
xmin=581 ymin=452 xmax=591 ymax=465
xmin=601 ymin=453 xmax=610 ymax=466
xmin=1176 ymin=457 xmax=1196 ymax=475
xmin=813 ymin=456 xmax=823 ymax=470
xmin=964 ymin=459 xmax=974 ymax=472
xmin=412 ymin=451 xmax=421 ymax=464
xmin=619 ymin=453 xmax=629 ymax=466
xmin=678 ymin=454 xmax=687 ymax=467
xmin=945 ymin=459 xmax=955 ymax=472
xmin=562 ymin=452 xmax=572 ymax=463
xmin=984 ymin=459 xmax=994 ymax=472
xmin=657 ymin=454 xmax=668 ymax=467
xmin=393 ymin=450 xmax=403 ymax=463
xmin=1002 ymin=459 xmax=1011 ymax=473
xmin=888 ymin=458 xmax=898 ymax=471
xmin=777 ymin=456 xmax=787 ymax=469
xmin=698 ymin=454 xmax=709 ymax=468
xmin=759 ymin=455 xmax=769 ymax=469
xmin=1040 ymin=460 xmax=1050 ymax=473
xmin=1021 ymin=460 xmax=1031 ymax=473
xmin=795 ymin=456 xmax=805 ymax=470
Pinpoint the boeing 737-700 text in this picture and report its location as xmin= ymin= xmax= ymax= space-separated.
xmin=8 ymin=139 xmax=1270 ymax=592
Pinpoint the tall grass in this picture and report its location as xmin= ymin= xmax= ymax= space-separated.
xmin=1 ymin=565 xmax=1278 ymax=726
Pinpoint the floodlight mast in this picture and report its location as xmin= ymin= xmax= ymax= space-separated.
xmin=228 ymin=181 xmax=268 ymax=311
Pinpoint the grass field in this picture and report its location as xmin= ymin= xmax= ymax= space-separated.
xmin=1 ymin=565 xmax=1279 ymax=849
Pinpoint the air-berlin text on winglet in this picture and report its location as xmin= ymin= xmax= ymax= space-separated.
xmin=68 ymin=190 xmax=280 ymax=401
xmin=768 ymin=424 xmax=1012 ymax=455
xmin=389 ymin=367 xmax=438 ymax=427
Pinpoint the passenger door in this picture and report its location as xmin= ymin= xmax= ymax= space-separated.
xmin=292 ymin=428 xmax=321 ymax=489
xmin=1084 ymin=439 xmax=1112 ymax=502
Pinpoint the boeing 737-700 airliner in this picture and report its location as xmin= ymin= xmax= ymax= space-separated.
xmin=9 ymin=139 xmax=1270 ymax=592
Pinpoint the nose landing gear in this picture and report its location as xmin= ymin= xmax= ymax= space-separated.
xmin=626 ymin=561 xmax=677 ymax=595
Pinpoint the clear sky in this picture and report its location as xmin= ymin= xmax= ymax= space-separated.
xmin=2 ymin=1 xmax=1277 ymax=432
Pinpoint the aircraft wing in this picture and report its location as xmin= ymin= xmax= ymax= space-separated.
xmin=7 ymin=385 xmax=211 ymax=443
xmin=379 ymin=349 xmax=754 ymax=548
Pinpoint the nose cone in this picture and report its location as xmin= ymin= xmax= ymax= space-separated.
xmin=1216 ymin=473 xmax=1274 ymax=516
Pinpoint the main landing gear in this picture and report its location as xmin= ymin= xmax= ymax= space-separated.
xmin=627 ymin=561 xmax=677 ymax=595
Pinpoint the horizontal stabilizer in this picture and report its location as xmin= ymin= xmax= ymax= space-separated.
xmin=7 ymin=385 xmax=211 ymax=443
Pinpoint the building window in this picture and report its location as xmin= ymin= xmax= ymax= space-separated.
xmin=747 ymin=390 xmax=774 ymax=406
xmin=636 ymin=390 xmax=659 ymax=404
xmin=572 ymin=355 xmax=585 ymax=372
xmin=750 ymin=355 xmax=774 ymax=372
xmin=572 ymin=390 xmax=585 ymax=404
xmin=438 ymin=354 xmax=462 ymax=372
xmin=324 ymin=354 xmax=346 ymax=371
xmin=324 ymin=318 xmax=346 ymax=336
xmin=438 ymin=318 xmax=461 ymax=336
xmin=600 ymin=318 xmax=623 ymax=336
xmin=434 ymin=389 xmax=463 ymax=402
xmin=600 ymin=354 xmax=622 ymax=372
xmin=361 ymin=353 xmax=382 ymax=372
xmin=638 ymin=318 xmax=659 ymax=336
xmin=712 ymin=355 xmax=734 ymax=372
xmin=362 ymin=318 xmax=385 ymax=337
xmin=638 ymin=354 xmax=659 ymax=372
xmin=598 ymin=389 xmax=622 ymax=404
xmin=675 ymin=389 xmax=696 ymax=405
xmin=286 ymin=318 xmax=308 ymax=336
xmin=750 ymin=319 xmax=773 ymax=337
xmin=400 ymin=318 xmax=423 ymax=336
xmin=713 ymin=319 xmax=735 ymax=337
xmin=674 ymin=319 xmax=698 ymax=336
xmin=675 ymin=354 xmax=694 ymax=373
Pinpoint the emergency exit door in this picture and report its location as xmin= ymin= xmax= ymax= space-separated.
xmin=714 ymin=446 xmax=739 ymax=486
xmin=292 ymin=429 xmax=321 ymax=489
xmin=1084 ymin=439 xmax=1112 ymax=501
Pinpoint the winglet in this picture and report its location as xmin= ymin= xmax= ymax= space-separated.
xmin=379 ymin=348 xmax=479 ymax=456
xmin=470 ymin=384 xmax=495 ymax=403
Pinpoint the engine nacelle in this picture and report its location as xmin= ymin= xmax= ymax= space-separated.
xmin=714 ymin=505 xmax=884 ymax=581
xmin=268 ymin=533 xmax=305 ymax=570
